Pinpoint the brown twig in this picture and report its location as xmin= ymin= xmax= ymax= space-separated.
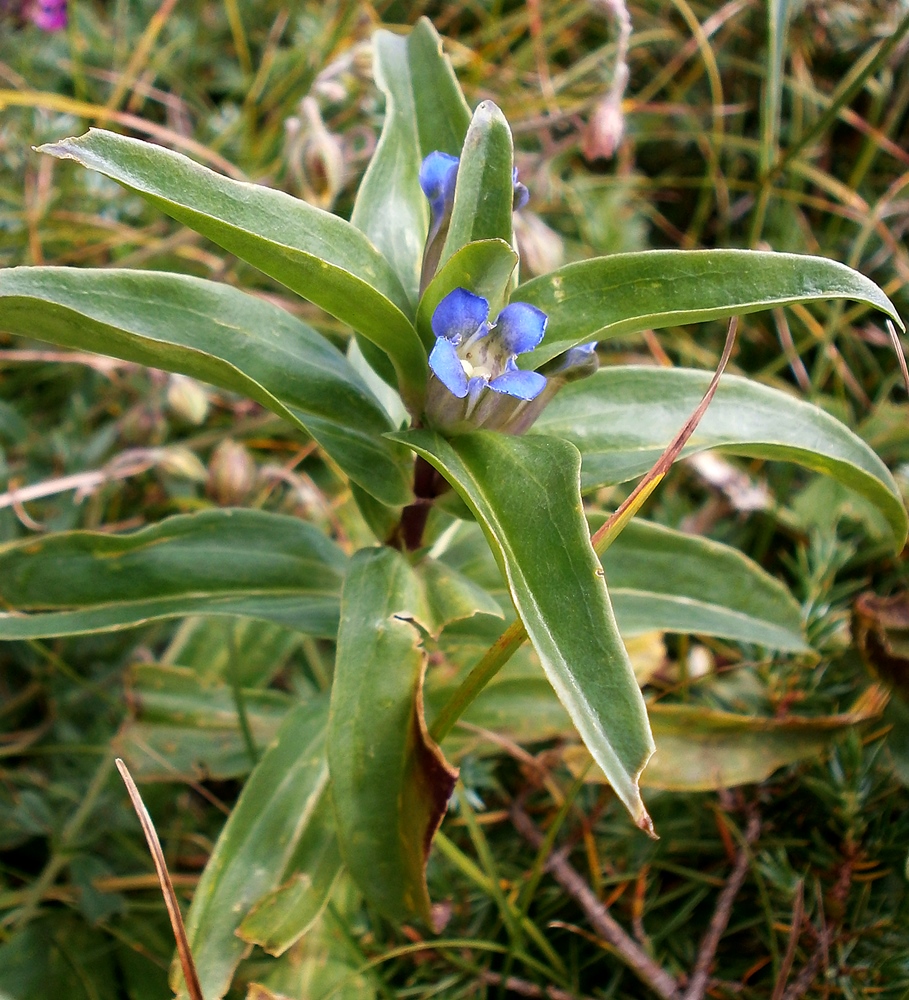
xmin=682 ymin=810 xmax=761 ymax=1000
xmin=887 ymin=319 xmax=909 ymax=394
xmin=771 ymin=879 xmax=805 ymax=1000
xmin=479 ymin=970 xmax=598 ymax=1000
xmin=511 ymin=804 xmax=681 ymax=1000
xmin=115 ymin=758 xmax=204 ymax=1000
xmin=779 ymin=927 xmax=835 ymax=1000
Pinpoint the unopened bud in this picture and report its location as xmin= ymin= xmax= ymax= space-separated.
xmin=540 ymin=341 xmax=600 ymax=383
xmin=583 ymin=93 xmax=625 ymax=161
xmin=120 ymin=404 xmax=166 ymax=446
xmin=155 ymin=446 xmax=208 ymax=483
xmin=514 ymin=210 xmax=565 ymax=278
xmin=284 ymin=97 xmax=344 ymax=210
xmin=206 ymin=440 xmax=257 ymax=506
xmin=167 ymin=374 xmax=210 ymax=426
xmin=501 ymin=343 xmax=600 ymax=436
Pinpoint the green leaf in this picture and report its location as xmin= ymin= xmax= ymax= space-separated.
xmin=601 ymin=519 xmax=808 ymax=651
xmin=328 ymin=547 xmax=457 ymax=923
xmin=438 ymin=516 xmax=808 ymax=651
xmin=439 ymin=102 xmax=515 ymax=270
xmin=407 ymin=18 xmax=472 ymax=157
xmin=0 ymin=918 xmax=119 ymax=1000
xmin=175 ymin=697 xmax=330 ymax=1000
xmin=426 ymin=652 xmax=574 ymax=757
xmin=114 ymin=664 xmax=293 ymax=782
xmin=0 ymin=510 xmax=346 ymax=640
xmin=0 ymin=266 xmax=412 ymax=506
xmin=350 ymin=31 xmax=427 ymax=309
xmin=513 ymin=250 xmax=905 ymax=369
xmin=250 ymin=879 xmax=377 ymax=1000
xmin=417 ymin=557 xmax=504 ymax=633
xmin=39 ymin=129 xmax=429 ymax=410
xmin=416 ymin=239 xmax=518 ymax=349
xmin=163 ymin=616 xmax=303 ymax=687
xmin=533 ymin=366 xmax=908 ymax=547
xmin=237 ymin=796 xmax=342 ymax=956
xmin=429 ymin=651 xmax=887 ymax=791
xmin=395 ymin=430 xmax=655 ymax=831
xmin=567 ymin=689 xmax=888 ymax=791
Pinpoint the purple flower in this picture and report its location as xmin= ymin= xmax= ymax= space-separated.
xmin=425 ymin=287 xmax=548 ymax=431
xmin=29 ymin=0 xmax=66 ymax=30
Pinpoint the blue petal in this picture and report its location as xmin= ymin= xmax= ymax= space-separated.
xmin=466 ymin=376 xmax=487 ymax=409
xmin=429 ymin=337 xmax=469 ymax=398
xmin=489 ymin=368 xmax=547 ymax=400
xmin=419 ymin=152 xmax=459 ymax=222
xmin=431 ymin=287 xmax=490 ymax=344
xmin=493 ymin=302 xmax=548 ymax=355
xmin=512 ymin=168 xmax=529 ymax=211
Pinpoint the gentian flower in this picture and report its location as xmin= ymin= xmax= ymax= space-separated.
xmin=418 ymin=151 xmax=530 ymax=292
xmin=504 ymin=341 xmax=600 ymax=436
xmin=425 ymin=287 xmax=548 ymax=432
xmin=420 ymin=151 xmax=459 ymax=247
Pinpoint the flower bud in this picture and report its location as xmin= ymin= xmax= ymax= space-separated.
xmin=155 ymin=446 xmax=208 ymax=483
xmin=166 ymin=374 xmax=210 ymax=426
xmin=500 ymin=342 xmax=600 ymax=436
xmin=284 ymin=97 xmax=344 ymax=210
xmin=206 ymin=440 xmax=257 ymax=506
xmin=583 ymin=93 xmax=625 ymax=162
xmin=119 ymin=404 xmax=166 ymax=446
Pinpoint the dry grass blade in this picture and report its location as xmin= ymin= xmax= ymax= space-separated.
xmin=887 ymin=320 xmax=909 ymax=394
xmin=511 ymin=804 xmax=681 ymax=1000
xmin=115 ymin=758 xmax=205 ymax=1000
xmin=771 ymin=879 xmax=805 ymax=1000
xmin=591 ymin=316 xmax=739 ymax=555
xmin=682 ymin=810 xmax=760 ymax=1000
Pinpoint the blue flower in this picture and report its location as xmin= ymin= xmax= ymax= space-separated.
xmin=419 ymin=151 xmax=459 ymax=246
xmin=425 ymin=288 xmax=548 ymax=431
xmin=418 ymin=151 xmax=530 ymax=293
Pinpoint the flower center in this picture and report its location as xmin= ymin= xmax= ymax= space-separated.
xmin=458 ymin=328 xmax=503 ymax=382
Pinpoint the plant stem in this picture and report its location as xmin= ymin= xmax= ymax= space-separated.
xmin=392 ymin=454 xmax=447 ymax=552
xmin=429 ymin=618 xmax=526 ymax=742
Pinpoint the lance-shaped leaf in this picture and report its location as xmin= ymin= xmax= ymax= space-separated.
xmin=173 ymin=697 xmax=330 ymax=1000
xmin=566 ymin=687 xmax=889 ymax=791
xmin=395 ymin=430 xmax=655 ymax=831
xmin=328 ymin=547 xmax=457 ymax=923
xmin=439 ymin=517 xmax=808 ymax=651
xmin=0 ymin=267 xmax=411 ymax=506
xmin=438 ymin=102 xmax=515 ymax=270
xmin=512 ymin=250 xmax=904 ymax=369
xmin=163 ymin=616 xmax=303 ymax=688
xmin=416 ymin=239 xmax=518 ymax=349
xmin=114 ymin=664 xmax=294 ymax=782
xmin=601 ymin=519 xmax=807 ymax=650
xmin=406 ymin=17 xmax=472 ymax=157
xmin=237 ymin=795 xmax=343 ymax=957
xmin=39 ymin=129 xmax=429 ymax=409
xmin=533 ymin=367 xmax=908 ymax=547
xmin=349 ymin=16 xmax=472 ymax=302
xmin=249 ymin=879 xmax=377 ymax=1000
xmin=417 ymin=557 xmax=503 ymax=634
xmin=0 ymin=510 xmax=346 ymax=640
xmin=351 ymin=30 xmax=428 ymax=309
